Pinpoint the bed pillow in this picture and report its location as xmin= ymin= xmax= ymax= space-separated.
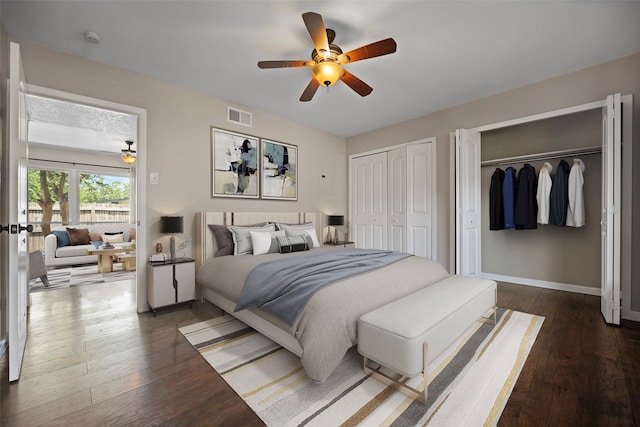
xmin=208 ymin=222 xmax=269 ymax=257
xmin=250 ymin=229 xmax=285 ymax=256
xmin=66 ymin=227 xmax=90 ymax=246
xmin=277 ymin=235 xmax=313 ymax=253
xmin=208 ymin=224 xmax=234 ymax=257
xmin=228 ymin=223 xmax=276 ymax=255
xmin=52 ymin=230 xmax=70 ymax=248
xmin=278 ymin=223 xmax=320 ymax=248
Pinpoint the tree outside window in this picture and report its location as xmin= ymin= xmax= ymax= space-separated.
xmin=28 ymin=169 xmax=69 ymax=236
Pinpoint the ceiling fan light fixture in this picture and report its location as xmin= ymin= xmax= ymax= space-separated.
xmin=121 ymin=140 xmax=137 ymax=164
xmin=312 ymin=61 xmax=345 ymax=87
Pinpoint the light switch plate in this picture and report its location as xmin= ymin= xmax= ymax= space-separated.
xmin=150 ymin=172 xmax=159 ymax=184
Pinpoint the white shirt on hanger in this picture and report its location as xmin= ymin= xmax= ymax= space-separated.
xmin=566 ymin=158 xmax=585 ymax=227
xmin=536 ymin=162 xmax=553 ymax=224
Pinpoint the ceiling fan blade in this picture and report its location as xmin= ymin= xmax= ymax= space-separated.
xmin=302 ymin=12 xmax=329 ymax=54
xmin=340 ymin=38 xmax=397 ymax=63
xmin=300 ymin=78 xmax=320 ymax=102
xmin=341 ymin=70 xmax=373 ymax=97
xmin=258 ymin=60 xmax=311 ymax=69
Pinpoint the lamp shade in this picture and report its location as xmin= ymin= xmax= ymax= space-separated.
xmin=161 ymin=216 xmax=183 ymax=234
xmin=328 ymin=215 xmax=344 ymax=226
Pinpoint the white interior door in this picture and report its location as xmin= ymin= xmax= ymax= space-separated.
xmin=387 ymin=147 xmax=406 ymax=252
xmin=6 ymin=41 xmax=30 ymax=381
xmin=406 ymin=143 xmax=433 ymax=258
xmin=455 ymin=129 xmax=481 ymax=276
xmin=351 ymin=152 xmax=387 ymax=249
xmin=601 ymin=93 xmax=621 ymax=325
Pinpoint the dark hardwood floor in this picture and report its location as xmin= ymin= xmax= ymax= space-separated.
xmin=1 ymin=280 xmax=638 ymax=426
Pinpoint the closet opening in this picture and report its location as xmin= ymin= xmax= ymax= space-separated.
xmin=479 ymin=109 xmax=602 ymax=293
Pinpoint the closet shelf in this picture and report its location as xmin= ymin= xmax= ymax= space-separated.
xmin=480 ymin=145 xmax=602 ymax=168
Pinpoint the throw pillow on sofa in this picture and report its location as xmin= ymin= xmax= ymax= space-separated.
xmin=66 ymin=227 xmax=90 ymax=246
xmin=52 ymin=230 xmax=70 ymax=247
xmin=102 ymin=233 xmax=124 ymax=243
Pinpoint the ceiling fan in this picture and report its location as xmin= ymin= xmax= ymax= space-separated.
xmin=258 ymin=12 xmax=397 ymax=102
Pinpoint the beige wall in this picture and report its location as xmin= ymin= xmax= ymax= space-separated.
xmin=13 ymin=37 xmax=348 ymax=266
xmin=348 ymin=53 xmax=640 ymax=311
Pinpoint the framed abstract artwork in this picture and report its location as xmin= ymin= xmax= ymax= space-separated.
xmin=211 ymin=128 xmax=259 ymax=198
xmin=261 ymin=139 xmax=297 ymax=200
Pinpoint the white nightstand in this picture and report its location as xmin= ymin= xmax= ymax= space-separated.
xmin=324 ymin=241 xmax=356 ymax=249
xmin=147 ymin=257 xmax=195 ymax=314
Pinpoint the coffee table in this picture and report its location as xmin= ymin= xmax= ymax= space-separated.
xmin=87 ymin=247 xmax=129 ymax=273
xmin=116 ymin=253 xmax=136 ymax=271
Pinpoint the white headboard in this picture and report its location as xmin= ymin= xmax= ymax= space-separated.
xmin=195 ymin=212 xmax=321 ymax=269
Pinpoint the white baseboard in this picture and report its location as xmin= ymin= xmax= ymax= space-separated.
xmin=622 ymin=310 xmax=640 ymax=322
xmin=481 ymin=273 xmax=601 ymax=296
xmin=482 ymin=273 xmax=640 ymax=322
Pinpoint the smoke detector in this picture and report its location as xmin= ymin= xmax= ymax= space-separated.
xmin=83 ymin=31 xmax=101 ymax=44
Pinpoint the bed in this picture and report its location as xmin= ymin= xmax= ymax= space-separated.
xmin=194 ymin=211 xmax=452 ymax=383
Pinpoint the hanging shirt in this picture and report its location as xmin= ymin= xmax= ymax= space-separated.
xmin=566 ymin=158 xmax=585 ymax=227
xmin=502 ymin=167 xmax=517 ymax=229
xmin=549 ymin=159 xmax=571 ymax=226
xmin=489 ymin=168 xmax=505 ymax=230
xmin=514 ymin=163 xmax=537 ymax=229
xmin=536 ymin=162 xmax=553 ymax=224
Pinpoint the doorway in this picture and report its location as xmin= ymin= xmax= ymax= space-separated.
xmin=27 ymin=85 xmax=148 ymax=312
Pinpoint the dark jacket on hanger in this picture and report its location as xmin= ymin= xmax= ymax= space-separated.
xmin=489 ymin=168 xmax=505 ymax=230
xmin=502 ymin=167 xmax=517 ymax=229
xmin=549 ymin=159 xmax=571 ymax=226
xmin=514 ymin=163 xmax=538 ymax=229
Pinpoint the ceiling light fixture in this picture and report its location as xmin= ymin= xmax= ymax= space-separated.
xmin=312 ymin=61 xmax=345 ymax=87
xmin=121 ymin=140 xmax=137 ymax=164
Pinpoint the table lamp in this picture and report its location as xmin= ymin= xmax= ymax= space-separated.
xmin=327 ymin=215 xmax=344 ymax=243
xmin=161 ymin=216 xmax=183 ymax=260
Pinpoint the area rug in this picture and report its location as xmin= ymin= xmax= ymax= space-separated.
xmin=179 ymin=309 xmax=544 ymax=426
xmin=29 ymin=264 xmax=136 ymax=292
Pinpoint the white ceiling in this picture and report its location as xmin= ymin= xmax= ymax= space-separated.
xmin=3 ymin=1 xmax=640 ymax=138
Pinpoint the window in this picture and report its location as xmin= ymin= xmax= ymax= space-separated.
xmin=28 ymin=166 xmax=131 ymax=251
xmin=79 ymin=173 xmax=130 ymax=223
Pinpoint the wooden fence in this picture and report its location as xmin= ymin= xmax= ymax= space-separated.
xmin=28 ymin=202 xmax=131 ymax=251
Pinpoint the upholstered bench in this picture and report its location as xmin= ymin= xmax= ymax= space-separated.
xmin=357 ymin=275 xmax=497 ymax=404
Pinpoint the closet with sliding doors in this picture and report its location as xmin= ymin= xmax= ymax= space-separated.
xmin=455 ymin=94 xmax=633 ymax=325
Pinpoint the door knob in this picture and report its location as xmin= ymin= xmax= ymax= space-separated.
xmin=18 ymin=224 xmax=33 ymax=233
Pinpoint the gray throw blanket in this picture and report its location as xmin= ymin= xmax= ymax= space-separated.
xmin=234 ymin=249 xmax=412 ymax=326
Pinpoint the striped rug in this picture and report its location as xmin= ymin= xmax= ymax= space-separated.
xmin=29 ymin=264 xmax=136 ymax=292
xmin=180 ymin=309 xmax=543 ymax=426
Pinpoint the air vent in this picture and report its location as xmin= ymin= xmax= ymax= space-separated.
xmin=227 ymin=106 xmax=252 ymax=127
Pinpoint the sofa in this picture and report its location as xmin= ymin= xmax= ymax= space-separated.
xmin=44 ymin=223 xmax=136 ymax=268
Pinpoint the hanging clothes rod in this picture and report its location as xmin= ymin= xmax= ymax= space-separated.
xmin=480 ymin=145 xmax=602 ymax=168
